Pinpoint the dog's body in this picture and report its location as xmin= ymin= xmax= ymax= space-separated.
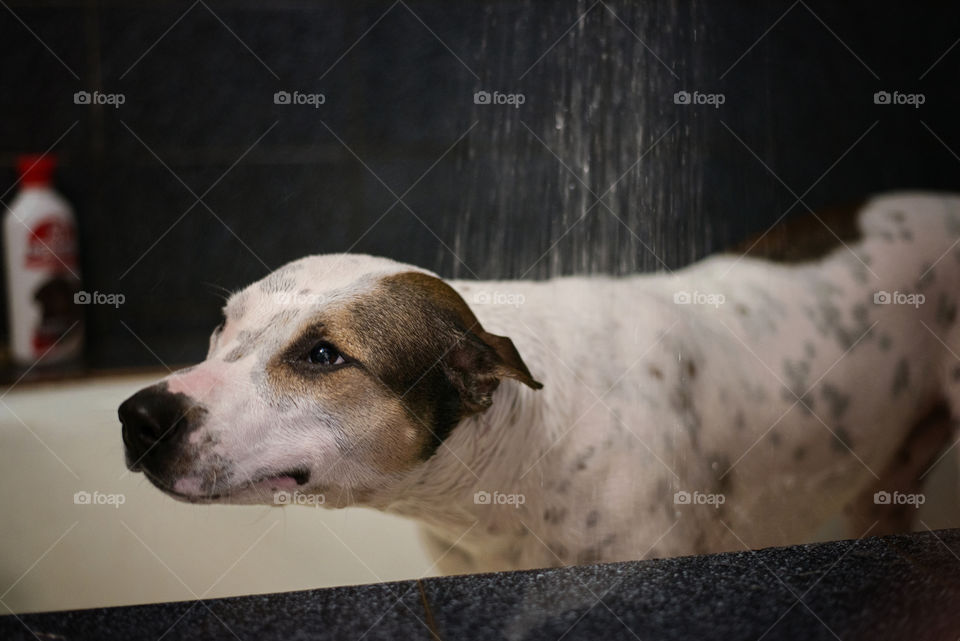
xmin=121 ymin=192 xmax=960 ymax=574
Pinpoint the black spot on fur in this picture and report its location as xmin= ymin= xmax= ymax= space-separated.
xmin=648 ymin=365 xmax=664 ymax=380
xmin=793 ymin=446 xmax=807 ymax=461
xmin=832 ymin=426 xmax=853 ymax=453
xmin=543 ymin=507 xmax=567 ymax=524
xmin=878 ymin=334 xmax=893 ymax=351
xmin=807 ymin=282 xmax=874 ymax=350
xmin=852 ymin=304 xmax=869 ymax=326
xmin=585 ymin=510 xmax=600 ymax=528
xmin=936 ymin=293 xmax=957 ymax=327
xmin=733 ymin=410 xmax=746 ymax=431
xmin=572 ymin=446 xmax=595 ymax=472
xmin=820 ymin=383 xmax=851 ymax=420
xmin=782 ymin=358 xmax=814 ymax=412
xmin=891 ymin=358 xmax=910 ymax=397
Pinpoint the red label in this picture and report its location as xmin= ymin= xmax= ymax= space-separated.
xmin=26 ymin=218 xmax=77 ymax=270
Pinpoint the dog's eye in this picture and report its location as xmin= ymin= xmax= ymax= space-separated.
xmin=307 ymin=342 xmax=345 ymax=366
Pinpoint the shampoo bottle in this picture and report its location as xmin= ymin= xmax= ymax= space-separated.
xmin=3 ymin=154 xmax=83 ymax=368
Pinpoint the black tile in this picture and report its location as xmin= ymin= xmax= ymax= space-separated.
xmin=98 ymin=2 xmax=356 ymax=156
xmin=0 ymin=5 xmax=91 ymax=154
xmin=353 ymin=2 xmax=480 ymax=148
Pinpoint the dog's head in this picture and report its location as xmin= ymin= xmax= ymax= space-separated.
xmin=119 ymin=254 xmax=542 ymax=506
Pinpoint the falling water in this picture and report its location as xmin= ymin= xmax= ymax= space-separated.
xmin=449 ymin=1 xmax=711 ymax=280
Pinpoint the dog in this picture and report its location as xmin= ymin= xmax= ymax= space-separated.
xmin=120 ymin=192 xmax=960 ymax=574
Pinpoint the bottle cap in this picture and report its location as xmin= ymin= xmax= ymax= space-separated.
xmin=17 ymin=154 xmax=57 ymax=187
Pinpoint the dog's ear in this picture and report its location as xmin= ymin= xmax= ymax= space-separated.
xmin=444 ymin=326 xmax=543 ymax=414
xmin=383 ymin=272 xmax=543 ymax=415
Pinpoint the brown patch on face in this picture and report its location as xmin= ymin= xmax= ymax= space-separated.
xmin=265 ymin=270 xmax=543 ymax=474
xmin=728 ymin=199 xmax=866 ymax=263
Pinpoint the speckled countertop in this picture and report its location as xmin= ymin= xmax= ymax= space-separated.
xmin=3 ymin=528 xmax=959 ymax=640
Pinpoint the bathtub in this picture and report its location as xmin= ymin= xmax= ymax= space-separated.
xmin=0 ymin=374 xmax=433 ymax=614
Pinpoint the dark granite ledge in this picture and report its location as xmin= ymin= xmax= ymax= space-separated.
xmin=3 ymin=529 xmax=960 ymax=641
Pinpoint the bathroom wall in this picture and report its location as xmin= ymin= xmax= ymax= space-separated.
xmin=1 ymin=0 xmax=958 ymax=369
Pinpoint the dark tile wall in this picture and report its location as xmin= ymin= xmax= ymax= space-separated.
xmin=1 ymin=0 xmax=959 ymax=369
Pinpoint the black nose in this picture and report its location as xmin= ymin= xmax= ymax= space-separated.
xmin=119 ymin=386 xmax=196 ymax=469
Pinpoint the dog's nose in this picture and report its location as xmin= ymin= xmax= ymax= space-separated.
xmin=119 ymin=386 xmax=194 ymax=468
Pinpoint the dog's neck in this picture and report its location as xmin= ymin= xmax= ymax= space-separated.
xmin=378 ymin=378 xmax=551 ymax=536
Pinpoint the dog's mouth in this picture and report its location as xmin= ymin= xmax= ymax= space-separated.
xmin=279 ymin=467 xmax=311 ymax=486
xmin=139 ymin=466 xmax=313 ymax=504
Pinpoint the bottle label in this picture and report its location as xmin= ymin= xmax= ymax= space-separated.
xmin=26 ymin=217 xmax=78 ymax=270
xmin=23 ymin=216 xmax=82 ymax=358
xmin=32 ymin=273 xmax=83 ymax=353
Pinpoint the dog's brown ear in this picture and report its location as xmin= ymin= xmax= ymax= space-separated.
xmin=382 ymin=272 xmax=543 ymax=415
xmin=476 ymin=330 xmax=543 ymax=390
xmin=444 ymin=328 xmax=543 ymax=415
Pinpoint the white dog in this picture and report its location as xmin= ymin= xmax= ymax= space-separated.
xmin=121 ymin=192 xmax=960 ymax=573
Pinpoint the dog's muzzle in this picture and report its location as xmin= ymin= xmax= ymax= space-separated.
xmin=119 ymin=384 xmax=204 ymax=474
